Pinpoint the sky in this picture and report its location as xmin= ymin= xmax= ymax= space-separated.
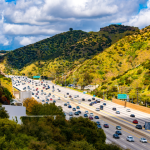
xmin=0 ymin=0 xmax=150 ymax=50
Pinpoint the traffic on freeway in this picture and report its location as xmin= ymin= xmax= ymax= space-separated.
xmin=7 ymin=75 xmax=150 ymax=150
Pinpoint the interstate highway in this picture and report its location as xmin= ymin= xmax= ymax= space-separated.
xmin=8 ymin=75 xmax=150 ymax=150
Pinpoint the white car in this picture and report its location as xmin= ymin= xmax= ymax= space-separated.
xmin=78 ymin=101 xmax=81 ymax=104
xmin=85 ymin=111 xmax=89 ymax=114
xmin=126 ymin=109 xmax=131 ymax=112
xmin=116 ymin=111 xmax=120 ymax=114
xmin=71 ymin=98 xmax=73 ymax=101
xmin=58 ymin=97 xmax=61 ymax=100
xmin=96 ymin=108 xmax=100 ymax=111
xmin=69 ymin=112 xmax=73 ymax=116
xmin=74 ymin=95 xmax=77 ymax=98
xmin=140 ymin=138 xmax=147 ymax=143
xmin=90 ymin=113 xmax=94 ymax=116
xmin=64 ymin=95 xmax=67 ymax=98
xmin=52 ymin=95 xmax=55 ymax=98
xmin=126 ymin=136 xmax=134 ymax=142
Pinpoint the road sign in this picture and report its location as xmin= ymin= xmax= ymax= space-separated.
xmin=127 ymin=95 xmax=129 ymax=102
xmin=117 ymin=94 xmax=127 ymax=99
xmin=83 ymin=91 xmax=87 ymax=94
xmin=93 ymin=95 xmax=96 ymax=97
xmin=33 ymin=76 xmax=40 ymax=79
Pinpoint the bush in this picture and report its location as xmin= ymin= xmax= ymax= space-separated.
xmin=137 ymin=69 xmax=142 ymax=75
xmin=101 ymin=86 xmax=107 ymax=90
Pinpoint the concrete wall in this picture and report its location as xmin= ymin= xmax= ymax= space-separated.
xmin=20 ymin=91 xmax=32 ymax=102
xmin=112 ymin=98 xmax=150 ymax=114
xmin=2 ymin=105 xmax=26 ymax=124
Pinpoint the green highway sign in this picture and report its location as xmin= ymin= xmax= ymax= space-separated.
xmin=33 ymin=76 xmax=40 ymax=79
xmin=117 ymin=94 xmax=127 ymax=99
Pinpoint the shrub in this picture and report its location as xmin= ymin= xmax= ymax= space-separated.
xmin=137 ymin=69 xmax=142 ymax=75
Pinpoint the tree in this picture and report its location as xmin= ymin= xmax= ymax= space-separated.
xmin=23 ymin=97 xmax=42 ymax=113
xmin=69 ymin=28 xmax=73 ymax=32
xmin=0 ymin=104 xmax=9 ymax=118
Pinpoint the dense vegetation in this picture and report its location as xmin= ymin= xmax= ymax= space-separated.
xmin=0 ymin=99 xmax=125 ymax=150
xmin=1 ymin=24 xmax=139 ymax=77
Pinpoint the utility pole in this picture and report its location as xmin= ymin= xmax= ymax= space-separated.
xmin=136 ymin=86 xmax=138 ymax=104
xmin=65 ymin=75 xmax=66 ymax=88
xmin=103 ymin=90 xmax=104 ymax=100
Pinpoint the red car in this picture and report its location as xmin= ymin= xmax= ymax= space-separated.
xmin=103 ymin=124 xmax=109 ymax=128
xmin=50 ymin=98 xmax=53 ymax=101
xmin=36 ymin=93 xmax=38 ymax=95
xmin=89 ymin=116 xmax=93 ymax=120
xmin=36 ymin=88 xmax=38 ymax=91
xmin=43 ymin=87 xmax=45 ymax=89
xmin=133 ymin=120 xmax=138 ymax=124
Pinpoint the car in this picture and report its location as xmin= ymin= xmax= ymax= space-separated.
xmin=78 ymin=101 xmax=81 ymax=104
xmin=74 ymin=95 xmax=77 ymax=98
xmin=115 ymin=130 xmax=122 ymax=135
xmin=92 ymin=97 xmax=95 ymax=100
xmin=74 ymin=112 xmax=79 ymax=115
xmin=116 ymin=111 xmax=120 ymax=114
xmin=89 ymin=102 xmax=93 ymax=106
xmin=82 ymin=98 xmax=85 ymax=101
xmin=46 ymin=99 xmax=49 ymax=101
xmin=67 ymin=102 xmax=70 ymax=105
xmin=64 ymin=113 xmax=66 ymax=116
xmin=77 ymin=110 xmax=81 ymax=114
xmin=52 ymin=95 xmax=55 ymax=98
xmin=90 ymin=113 xmax=94 ymax=116
xmin=85 ymin=111 xmax=89 ymax=114
xmin=32 ymin=93 xmax=34 ymax=95
xmin=67 ymin=93 xmax=69 ymax=95
xmin=44 ymin=93 xmax=46 ymax=95
xmin=126 ymin=136 xmax=134 ymax=142
xmin=37 ymin=97 xmax=39 ymax=99
xmin=71 ymin=98 xmax=73 ymax=101
xmin=140 ymin=138 xmax=147 ymax=143
xmin=84 ymin=114 xmax=88 ymax=117
xmin=52 ymin=90 xmax=55 ymax=92
xmin=46 ymin=102 xmax=48 ymax=104
xmin=36 ymin=93 xmax=38 ymax=95
xmin=64 ymin=95 xmax=67 ymax=98
xmin=94 ymin=116 xmax=99 ymax=119
xmin=42 ymin=100 xmax=45 ymax=102
xmin=97 ymin=125 xmax=102 ymax=129
xmin=89 ymin=116 xmax=93 ymax=120
xmin=112 ymin=107 xmax=116 ymax=111
xmin=96 ymin=121 xmax=101 ymax=125
xmin=35 ymin=95 xmax=37 ymax=97
xmin=69 ymin=112 xmax=73 ymax=116
xmin=64 ymin=103 xmax=67 ymax=106
xmin=96 ymin=99 xmax=100 ymax=103
xmin=135 ymin=124 xmax=142 ymax=129
xmin=130 ymin=114 xmax=135 ymax=117
xmin=143 ymin=125 xmax=145 ymax=128
xmin=96 ymin=108 xmax=100 ymax=111
xmin=103 ymin=124 xmax=109 ymax=128
xmin=72 ymin=108 xmax=76 ymax=111
xmin=69 ymin=95 xmax=72 ymax=98
xmin=133 ymin=120 xmax=138 ymax=124
xmin=69 ymin=117 xmax=73 ymax=119
xmin=50 ymin=98 xmax=52 ymax=101
xmin=88 ymin=99 xmax=91 ymax=101
xmin=58 ymin=97 xmax=61 ymax=100
xmin=100 ymin=105 xmax=103 ymax=110
xmin=68 ymin=105 xmax=72 ymax=108
xmin=126 ymin=109 xmax=131 ymax=112
xmin=76 ymin=106 xmax=80 ymax=109
xmin=113 ymin=134 xmax=120 ymax=139
xmin=93 ymin=101 xmax=97 ymax=104
xmin=53 ymin=100 xmax=56 ymax=103
xmin=103 ymin=103 xmax=106 ymax=105
xmin=77 ymin=95 xmax=79 ymax=97
xmin=116 ymin=126 xmax=121 ymax=130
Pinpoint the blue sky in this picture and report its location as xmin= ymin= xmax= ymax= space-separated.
xmin=0 ymin=0 xmax=150 ymax=51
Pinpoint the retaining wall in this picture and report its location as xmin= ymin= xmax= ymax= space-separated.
xmin=112 ymin=98 xmax=150 ymax=114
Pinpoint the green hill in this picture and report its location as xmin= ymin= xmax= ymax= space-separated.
xmin=1 ymin=24 xmax=139 ymax=77
xmin=65 ymin=25 xmax=150 ymax=106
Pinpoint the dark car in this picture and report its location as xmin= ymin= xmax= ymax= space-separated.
xmin=97 ymin=125 xmax=102 ymax=129
xmin=53 ymin=100 xmax=56 ymax=103
xmin=67 ymin=93 xmax=69 ymax=95
xmin=72 ymin=108 xmax=76 ymax=111
xmin=100 ymin=105 xmax=103 ymax=110
xmin=82 ymin=98 xmax=85 ymax=101
xmin=96 ymin=121 xmax=101 ymax=125
xmin=93 ymin=101 xmax=97 ymax=104
xmin=103 ymin=103 xmax=106 ymax=105
xmin=68 ymin=105 xmax=72 ymax=108
xmin=74 ymin=112 xmax=79 ymax=115
xmin=112 ymin=107 xmax=116 ymax=111
xmin=92 ymin=97 xmax=95 ymax=100
xmin=76 ymin=106 xmax=80 ymax=109
xmin=113 ymin=134 xmax=120 ymax=139
xmin=130 ymin=114 xmax=135 ymax=117
xmin=64 ymin=103 xmax=67 ymax=106
xmin=116 ymin=130 xmax=122 ymax=135
xmin=103 ymin=124 xmax=109 ymax=128
xmin=88 ymin=99 xmax=91 ymax=102
xmin=116 ymin=126 xmax=121 ymax=130
xmin=94 ymin=116 xmax=99 ymax=119
xmin=89 ymin=116 xmax=93 ymax=120
xmin=136 ymin=125 xmax=142 ymax=129
xmin=77 ymin=110 xmax=81 ymax=114
xmin=89 ymin=103 xmax=93 ymax=106
xmin=133 ymin=120 xmax=138 ymax=124
xmin=84 ymin=114 xmax=88 ymax=117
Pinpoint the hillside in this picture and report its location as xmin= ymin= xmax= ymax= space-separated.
xmin=1 ymin=24 xmax=139 ymax=77
xmin=65 ymin=25 xmax=150 ymax=106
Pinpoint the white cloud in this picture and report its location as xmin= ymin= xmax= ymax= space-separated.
xmin=15 ymin=35 xmax=49 ymax=46
xmin=123 ymin=0 xmax=150 ymax=28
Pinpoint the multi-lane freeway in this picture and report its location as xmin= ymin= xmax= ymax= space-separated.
xmin=7 ymin=75 xmax=150 ymax=150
